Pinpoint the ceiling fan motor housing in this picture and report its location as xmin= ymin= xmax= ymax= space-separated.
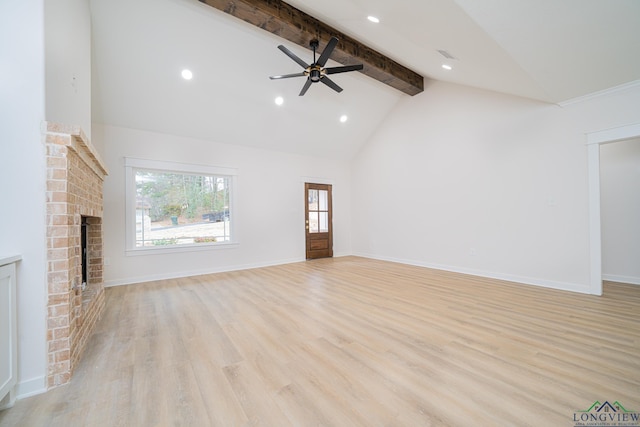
xmin=310 ymin=68 xmax=322 ymax=82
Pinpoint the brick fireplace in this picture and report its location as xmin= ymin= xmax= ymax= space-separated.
xmin=45 ymin=122 xmax=108 ymax=388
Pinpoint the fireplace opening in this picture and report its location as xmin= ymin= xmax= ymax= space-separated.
xmin=81 ymin=217 xmax=88 ymax=291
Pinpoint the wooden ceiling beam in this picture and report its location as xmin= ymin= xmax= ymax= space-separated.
xmin=198 ymin=0 xmax=424 ymax=96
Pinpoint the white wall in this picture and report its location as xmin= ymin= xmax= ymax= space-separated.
xmin=600 ymin=138 xmax=640 ymax=285
xmin=351 ymin=80 xmax=640 ymax=294
xmin=45 ymin=0 xmax=92 ymax=140
xmin=0 ymin=1 xmax=48 ymax=398
xmin=97 ymin=124 xmax=352 ymax=286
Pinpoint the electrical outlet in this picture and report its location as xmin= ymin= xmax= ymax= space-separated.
xmin=104 ymin=257 xmax=111 ymax=266
xmin=469 ymin=248 xmax=477 ymax=256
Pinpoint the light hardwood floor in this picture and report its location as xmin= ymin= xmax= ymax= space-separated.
xmin=1 ymin=256 xmax=639 ymax=426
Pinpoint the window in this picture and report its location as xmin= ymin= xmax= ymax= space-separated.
xmin=125 ymin=158 xmax=236 ymax=253
xmin=307 ymin=187 xmax=329 ymax=233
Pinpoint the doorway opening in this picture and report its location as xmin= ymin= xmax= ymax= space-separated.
xmin=587 ymin=123 xmax=640 ymax=295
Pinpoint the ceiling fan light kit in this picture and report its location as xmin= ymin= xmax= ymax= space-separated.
xmin=269 ymin=36 xmax=364 ymax=96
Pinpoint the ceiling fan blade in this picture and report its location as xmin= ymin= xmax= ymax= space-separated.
xmin=316 ymin=37 xmax=339 ymax=67
xmin=299 ymin=78 xmax=313 ymax=96
xmin=320 ymin=76 xmax=343 ymax=93
xmin=269 ymin=72 xmax=306 ymax=80
xmin=277 ymin=45 xmax=309 ymax=69
xmin=324 ymin=64 xmax=364 ymax=75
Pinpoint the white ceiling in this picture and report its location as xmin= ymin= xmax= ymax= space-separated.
xmin=90 ymin=0 xmax=640 ymax=159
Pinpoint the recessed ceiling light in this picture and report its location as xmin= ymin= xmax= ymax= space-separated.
xmin=275 ymin=96 xmax=284 ymax=106
xmin=181 ymin=69 xmax=193 ymax=80
xmin=442 ymin=64 xmax=452 ymax=71
xmin=340 ymin=115 xmax=348 ymax=123
xmin=367 ymin=16 xmax=380 ymax=23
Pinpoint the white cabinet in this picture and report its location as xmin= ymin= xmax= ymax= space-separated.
xmin=0 ymin=256 xmax=19 ymax=409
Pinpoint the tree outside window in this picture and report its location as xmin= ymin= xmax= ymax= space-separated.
xmin=134 ymin=169 xmax=232 ymax=247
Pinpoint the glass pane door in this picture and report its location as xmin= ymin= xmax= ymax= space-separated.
xmin=305 ymin=183 xmax=333 ymax=259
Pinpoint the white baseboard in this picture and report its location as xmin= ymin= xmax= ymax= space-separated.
xmin=352 ymin=252 xmax=592 ymax=294
xmin=602 ymin=274 xmax=640 ymax=285
xmin=104 ymin=256 xmax=307 ymax=287
xmin=105 ymin=252 xmax=593 ymax=294
xmin=15 ymin=376 xmax=46 ymax=400
xmin=0 ymin=393 xmax=13 ymax=411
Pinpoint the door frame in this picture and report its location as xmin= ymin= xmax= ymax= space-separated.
xmin=586 ymin=122 xmax=640 ymax=295
xmin=305 ymin=182 xmax=333 ymax=259
xmin=301 ymin=177 xmax=334 ymax=259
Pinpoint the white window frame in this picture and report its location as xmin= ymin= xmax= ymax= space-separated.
xmin=125 ymin=157 xmax=238 ymax=256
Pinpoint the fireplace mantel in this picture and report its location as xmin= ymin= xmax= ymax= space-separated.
xmin=44 ymin=122 xmax=108 ymax=178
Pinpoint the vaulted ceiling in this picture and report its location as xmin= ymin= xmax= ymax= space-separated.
xmin=90 ymin=0 xmax=640 ymax=159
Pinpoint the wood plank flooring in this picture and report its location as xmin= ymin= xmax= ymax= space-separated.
xmin=1 ymin=256 xmax=639 ymax=426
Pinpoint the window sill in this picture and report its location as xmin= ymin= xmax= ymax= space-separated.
xmin=126 ymin=241 xmax=239 ymax=257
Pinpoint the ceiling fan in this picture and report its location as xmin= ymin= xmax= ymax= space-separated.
xmin=269 ymin=37 xmax=364 ymax=96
